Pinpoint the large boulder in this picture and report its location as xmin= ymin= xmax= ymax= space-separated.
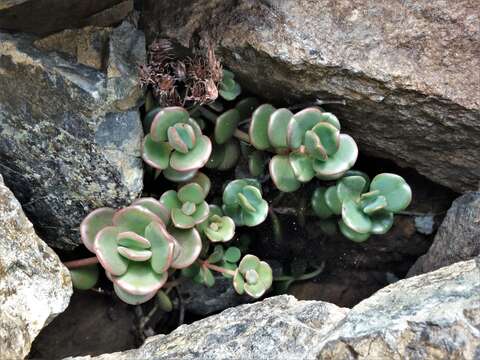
xmin=143 ymin=0 xmax=480 ymax=193
xmin=0 ymin=19 xmax=145 ymax=249
xmin=0 ymin=175 xmax=72 ymax=359
xmin=0 ymin=0 xmax=133 ymax=35
xmin=408 ymin=192 xmax=480 ymax=277
xmin=67 ymin=258 xmax=479 ymax=360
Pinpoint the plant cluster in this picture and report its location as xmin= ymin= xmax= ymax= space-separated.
xmin=69 ymin=57 xmax=412 ymax=307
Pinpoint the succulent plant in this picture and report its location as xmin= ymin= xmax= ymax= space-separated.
xmin=311 ymin=173 xmax=412 ymax=242
xmin=222 ymin=179 xmax=268 ymax=227
xmin=197 ymin=205 xmax=236 ymax=243
xmin=142 ymin=107 xmax=212 ymax=177
xmin=159 ymin=180 xmax=210 ymax=229
xmin=206 ymin=138 xmax=241 ymax=171
xmin=233 ymin=255 xmax=273 ymax=298
xmin=80 ymin=198 xmax=202 ymax=304
xmin=219 ymin=69 xmax=241 ymax=101
xmin=247 ymin=105 xmax=358 ymax=192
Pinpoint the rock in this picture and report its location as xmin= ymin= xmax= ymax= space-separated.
xmin=144 ymin=0 xmax=480 ymax=193
xmin=30 ymin=292 xmax=137 ymax=359
xmin=65 ymin=295 xmax=348 ymax=360
xmin=0 ymin=19 xmax=145 ymax=249
xmin=0 ymin=174 xmax=72 ymax=359
xmin=0 ymin=0 xmax=133 ymax=36
xmin=408 ymin=192 xmax=480 ymax=277
xmin=178 ymin=275 xmax=252 ymax=316
xmin=66 ymin=258 xmax=480 ymax=360
xmin=316 ymin=258 xmax=480 ymax=359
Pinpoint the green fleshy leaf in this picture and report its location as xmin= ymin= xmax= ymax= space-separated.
xmin=237 ymin=193 xmax=256 ymax=213
xmin=269 ymin=155 xmax=301 ymax=192
xmin=370 ymin=211 xmax=394 ymax=234
xmin=143 ymin=107 xmax=161 ymax=133
xmin=219 ymin=78 xmax=241 ymax=100
xmin=257 ymin=261 xmax=273 ymax=289
xmin=163 ymin=167 xmax=197 ymax=182
xmin=117 ymin=247 xmax=152 ymax=261
xmin=370 ymin=173 xmax=412 ymax=212
xmin=338 ymin=219 xmax=370 ymax=242
xmin=189 ymin=172 xmax=211 ymax=197
xmin=223 ymin=179 xmax=261 ymax=205
xmin=220 ymin=260 xmax=237 ymax=278
xmin=222 ymin=203 xmax=243 ymax=226
xmin=167 ymin=123 xmax=195 ymax=154
xmin=311 ymin=187 xmax=333 ymax=219
xmin=345 ymin=170 xmax=370 ymax=191
xmin=267 ymin=108 xmax=292 ymax=149
xmin=80 ymin=207 xmax=115 ymax=253
xmin=132 ymin=198 xmax=170 ymax=225
xmin=238 ymin=254 xmax=260 ymax=273
xmin=205 ymin=215 xmax=235 ymax=243
xmin=94 ymin=226 xmax=129 ymax=276
xmin=233 ymin=270 xmax=245 ymax=294
xmin=235 ymin=97 xmax=260 ymax=118
xmin=170 ymin=135 xmax=212 ymax=172
xmin=224 ymin=247 xmax=241 ymax=263
xmin=215 ymin=108 xmax=240 ymax=144
xmin=207 ymin=245 xmax=225 ymax=263
xmin=287 ymin=107 xmax=323 ymax=149
xmin=201 ymin=267 xmax=215 ymax=287
xmin=159 ymin=190 xmax=181 ymax=211
xmin=362 ymin=195 xmax=388 ymax=215
xmin=325 ymin=186 xmax=342 ymax=214
xmin=142 ymin=135 xmax=172 ymax=170
xmin=337 ymin=175 xmax=367 ymax=203
xmin=190 ymin=201 xmax=210 ymax=224
xmin=318 ymin=112 xmax=341 ymax=130
xmin=171 ymin=208 xmax=195 ymax=229
xmin=311 ymin=122 xmax=339 ymax=156
xmin=117 ymin=231 xmax=151 ymax=249
xmin=241 ymin=185 xmax=264 ymax=209
xmin=178 ymin=183 xmax=205 ymax=204
xmin=244 ymin=280 xmax=266 ymax=298
xmin=169 ymin=227 xmax=202 ymax=269
xmin=150 ymin=107 xmax=189 ymax=142
xmin=113 ymin=283 xmax=156 ymax=305
xmin=144 ymin=222 xmax=175 ymax=273
xmin=113 ymin=261 xmax=167 ymax=295
xmin=157 ymin=290 xmax=173 ymax=312
xmin=304 ymin=130 xmax=328 ymax=161
xmin=113 ymin=205 xmax=163 ymax=234
xmin=289 ymin=152 xmax=315 ymax=182
xmin=248 ymin=150 xmax=267 ymax=177
xmin=342 ymin=199 xmax=372 ymax=234
xmin=312 ymin=134 xmax=358 ymax=179
xmin=241 ymin=199 xmax=268 ymax=227
xmin=250 ymin=104 xmax=275 ymax=150
xmin=70 ymin=265 xmax=99 ymax=290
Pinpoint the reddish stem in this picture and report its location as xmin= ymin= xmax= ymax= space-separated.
xmin=199 ymin=260 xmax=236 ymax=277
xmin=63 ymin=257 xmax=99 ymax=269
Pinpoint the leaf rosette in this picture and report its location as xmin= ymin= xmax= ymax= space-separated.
xmin=80 ymin=197 xmax=202 ymax=304
xmin=233 ymin=255 xmax=273 ymax=298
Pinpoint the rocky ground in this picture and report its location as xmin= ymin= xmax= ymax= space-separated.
xmin=0 ymin=0 xmax=478 ymax=359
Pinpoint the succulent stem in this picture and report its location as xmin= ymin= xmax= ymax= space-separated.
xmin=198 ymin=260 xmax=236 ymax=277
xmin=64 ymin=256 xmax=99 ymax=269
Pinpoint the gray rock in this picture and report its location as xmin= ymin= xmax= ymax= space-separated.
xmin=0 ymin=0 xmax=133 ymax=35
xmin=178 ymin=275 xmax=252 ymax=316
xmin=144 ymin=0 xmax=480 ymax=193
xmin=66 ymin=258 xmax=480 ymax=360
xmin=0 ymin=175 xmax=72 ymax=359
xmin=0 ymin=19 xmax=145 ymax=249
xmin=408 ymin=192 xmax=480 ymax=277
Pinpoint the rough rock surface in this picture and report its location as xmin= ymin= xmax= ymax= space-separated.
xmin=144 ymin=0 xmax=480 ymax=192
xmin=408 ymin=192 xmax=480 ymax=277
xmin=0 ymin=19 xmax=145 ymax=249
xmin=68 ymin=258 xmax=479 ymax=360
xmin=0 ymin=175 xmax=72 ymax=359
xmin=0 ymin=0 xmax=132 ymax=35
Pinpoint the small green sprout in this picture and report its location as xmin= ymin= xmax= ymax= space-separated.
xmin=70 ymin=265 xmax=99 ymax=290
xmin=233 ymin=255 xmax=273 ymax=298
xmin=197 ymin=205 xmax=236 ymax=243
xmin=219 ymin=69 xmax=241 ymax=101
xmin=222 ymin=179 xmax=268 ymax=227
